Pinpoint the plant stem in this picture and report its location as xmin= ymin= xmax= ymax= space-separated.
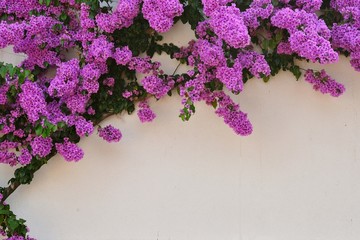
xmin=172 ymin=63 xmax=181 ymax=75
xmin=1 ymin=153 xmax=55 ymax=203
xmin=0 ymin=113 xmax=115 ymax=203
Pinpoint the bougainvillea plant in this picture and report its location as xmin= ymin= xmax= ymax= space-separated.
xmin=0 ymin=0 xmax=359 ymax=238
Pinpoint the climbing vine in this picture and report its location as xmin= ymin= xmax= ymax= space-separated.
xmin=0 ymin=0 xmax=359 ymax=238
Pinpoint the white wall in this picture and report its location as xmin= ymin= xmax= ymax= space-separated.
xmin=2 ymin=23 xmax=360 ymax=240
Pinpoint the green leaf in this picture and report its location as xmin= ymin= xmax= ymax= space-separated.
xmin=211 ymin=100 xmax=218 ymax=109
xmin=35 ymin=125 xmax=43 ymax=136
xmin=7 ymin=217 xmax=19 ymax=232
xmin=180 ymin=114 xmax=186 ymax=121
xmin=8 ymin=65 xmax=16 ymax=78
xmin=272 ymin=0 xmax=279 ymax=7
xmin=0 ymin=66 xmax=7 ymax=78
xmin=289 ymin=65 xmax=302 ymax=80
xmin=57 ymin=121 xmax=66 ymax=129
xmin=42 ymin=128 xmax=51 ymax=138
xmin=268 ymin=39 xmax=277 ymax=50
xmin=262 ymin=39 xmax=269 ymax=50
xmin=262 ymin=75 xmax=270 ymax=83
xmin=24 ymin=69 xmax=30 ymax=77
xmin=275 ymin=31 xmax=283 ymax=43
xmin=0 ymin=210 xmax=11 ymax=215
xmin=189 ymin=104 xmax=195 ymax=113
xmin=59 ymin=12 xmax=68 ymax=22
xmin=18 ymin=72 xmax=26 ymax=84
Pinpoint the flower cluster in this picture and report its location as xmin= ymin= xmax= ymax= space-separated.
xmin=30 ymin=137 xmax=53 ymax=158
xmin=216 ymin=65 xmax=243 ymax=93
xmin=242 ymin=0 xmax=274 ymax=29
xmin=48 ymin=59 xmax=80 ymax=97
xmin=137 ymin=101 xmax=156 ymax=123
xmin=304 ymin=69 xmax=345 ymax=97
xmin=271 ymin=8 xmax=338 ymax=64
xmin=296 ymin=0 xmax=322 ymax=12
xmin=96 ymin=0 xmax=141 ymax=33
xmin=19 ymin=81 xmax=48 ymax=122
xmin=141 ymin=75 xmax=172 ymax=99
xmin=142 ymin=0 xmax=183 ymax=32
xmin=331 ymin=21 xmax=360 ymax=71
xmin=209 ymin=5 xmax=250 ymax=49
xmin=215 ymin=92 xmax=253 ymax=136
xmin=201 ymin=0 xmax=232 ymax=16
xmin=55 ymin=138 xmax=84 ymax=162
xmin=98 ymin=125 xmax=122 ymax=143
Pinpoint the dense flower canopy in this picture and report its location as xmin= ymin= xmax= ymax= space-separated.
xmin=0 ymin=0 xmax=359 ymax=238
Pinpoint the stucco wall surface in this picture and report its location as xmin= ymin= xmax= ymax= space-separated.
xmin=1 ymin=22 xmax=360 ymax=240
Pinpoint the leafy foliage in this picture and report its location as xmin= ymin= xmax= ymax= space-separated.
xmin=0 ymin=0 xmax=357 ymax=238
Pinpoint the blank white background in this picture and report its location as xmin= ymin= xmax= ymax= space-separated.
xmin=1 ymin=22 xmax=360 ymax=240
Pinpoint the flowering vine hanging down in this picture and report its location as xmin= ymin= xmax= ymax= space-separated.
xmin=0 ymin=0 xmax=358 ymax=238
